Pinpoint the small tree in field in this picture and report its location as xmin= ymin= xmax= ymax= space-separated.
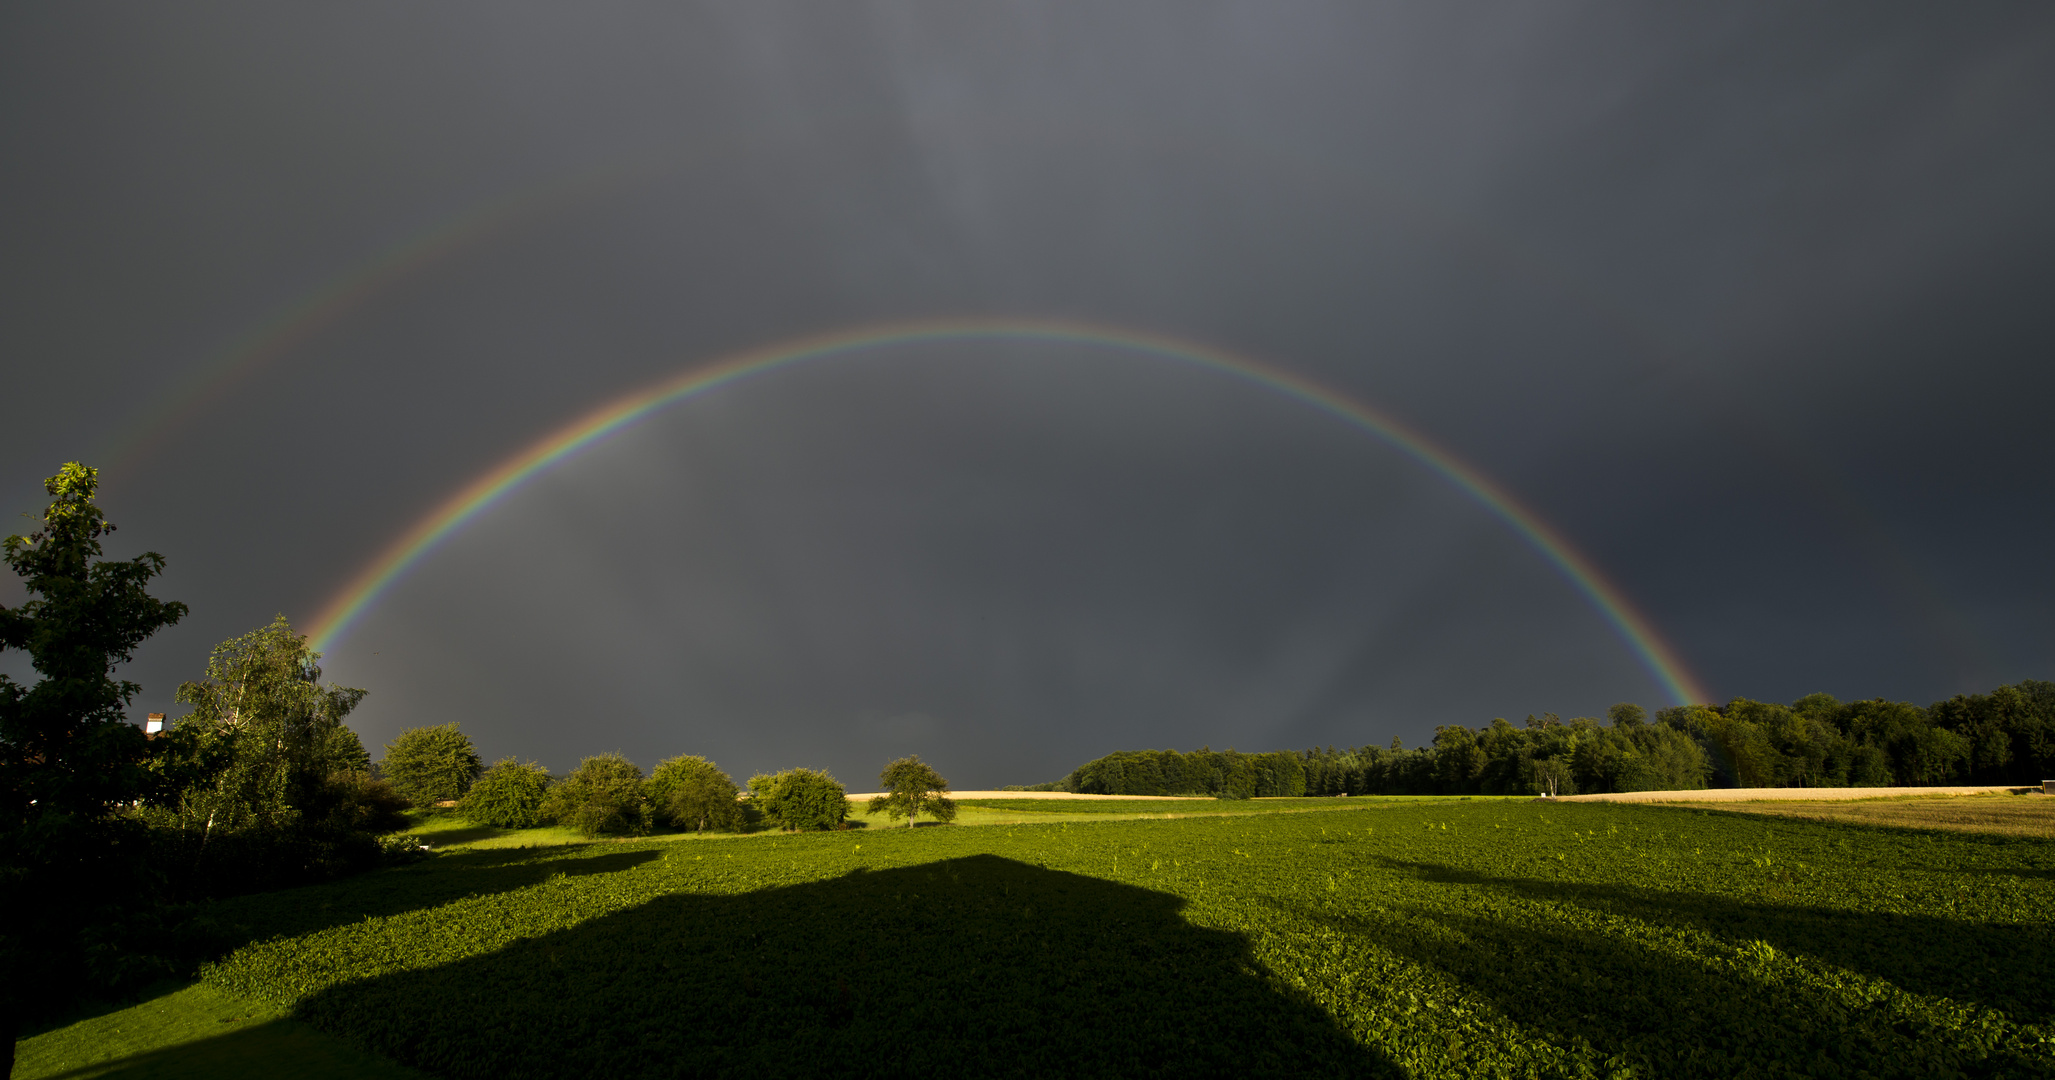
xmin=540 ymin=753 xmax=649 ymax=837
xmin=648 ymin=755 xmax=743 ymax=833
xmin=748 ymin=768 xmax=847 ymax=831
xmin=460 ymin=759 xmax=552 ymax=828
xmin=866 ymin=755 xmax=956 ymax=828
xmin=381 ymin=722 xmax=482 ymax=805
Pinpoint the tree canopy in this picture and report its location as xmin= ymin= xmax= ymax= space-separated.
xmin=648 ymin=755 xmax=744 ymax=833
xmin=380 ymin=722 xmax=483 ymax=806
xmin=461 ymin=758 xmax=553 ymax=829
xmin=155 ymin=615 xmax=371 ymax=840
xmin=866 ymin=755 xmax=956 ymax=828
xmin=748 ymin=768 xmax=847 ymax=831
xmin=540 ymin=753 xmax=650 ymax=837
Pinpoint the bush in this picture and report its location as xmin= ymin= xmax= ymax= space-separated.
xmin=747 ymin=768 xmax=847 ymax=831
xmin=380 ymin=722 xmax=483 ymax=805
xmin=647 ymin=755 xmax=745 ymax=833
xmin=539 ymin=754 xmax=650 ymax=837
xmin=461 ymin=759 xmax=553 ymax=828
xmin=314 ymin=770 xmax=413 ymax=835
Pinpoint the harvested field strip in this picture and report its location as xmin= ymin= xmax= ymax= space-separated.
xmin=1708 ymin=791 xmax=2055 ymax=838
xmin=195 ymin=801 xmax=2052 ymax=1077
xmin=1563 ymin=785 xmax=2032 ymax=803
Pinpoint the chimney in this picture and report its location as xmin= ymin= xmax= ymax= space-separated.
xmin=145 ymin=713 xmax=165 ymax=737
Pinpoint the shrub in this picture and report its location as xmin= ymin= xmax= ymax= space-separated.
xmin=747 ymin=768 xmax=847 ymax=831
xmin=647 ymin=755 xmax=745 ymax=833
xmin=461 ymin=759 xmax=553 ymax=828
xmin=315 ymin=770 xmax=413 ymax=835
xmin=539 ymin=754 xmax=650 ymax=837
xmin=380 ymin=722 xmax=483 ymax=805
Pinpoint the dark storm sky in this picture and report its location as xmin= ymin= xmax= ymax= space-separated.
xmin=3 ymin=3 xmax=2051 ymax=788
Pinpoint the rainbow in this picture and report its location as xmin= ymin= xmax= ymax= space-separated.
xmin=306 ymin=318 xmax=1711 ymax=705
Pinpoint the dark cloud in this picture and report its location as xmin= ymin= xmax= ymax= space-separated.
xmin=3 ymin=2 xmax=2050 ymax=784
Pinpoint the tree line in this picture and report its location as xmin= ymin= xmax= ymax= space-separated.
xmin=381 ymin=721 xmax=957 ymax=837
xmin=1037 ymin=689 xmax=2055 ymax=798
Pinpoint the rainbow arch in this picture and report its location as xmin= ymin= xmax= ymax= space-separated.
xmin=305 ymin=318 xmax=1711 ymax=705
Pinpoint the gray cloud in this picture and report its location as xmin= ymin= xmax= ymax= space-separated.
xmin=3 ymin=1 xmax=2050 ymax=784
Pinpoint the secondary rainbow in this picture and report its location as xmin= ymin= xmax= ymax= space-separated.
xmin=306 ymin=318 xmax=1711 ymax=705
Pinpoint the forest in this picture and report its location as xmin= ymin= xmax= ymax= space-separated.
xmin=1048 ymin=686 xmax=2055 ymax=798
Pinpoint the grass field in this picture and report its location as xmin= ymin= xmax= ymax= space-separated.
xmin=19 ymin=797 xmax=2054 ymax=1078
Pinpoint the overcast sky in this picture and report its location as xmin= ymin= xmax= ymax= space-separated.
xmin=3 ymin=2 xmax=2051 ymax=787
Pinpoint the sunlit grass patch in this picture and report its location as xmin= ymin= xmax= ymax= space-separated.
xmin=13 ymin=981 xmax=425 ymax=1080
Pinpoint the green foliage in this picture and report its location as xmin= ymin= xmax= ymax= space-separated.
xmin=460 ymin=759 xmax=553 ymax=829
xmin=379 ymin=723 xmax=482 ymax=806
xmin=865 ymin=754 xmax=956 ymax=828
xmin=539 ymin=754 xmax=649 ymax=837
xmin=1066 ymin=747 xmax=1306 ymax=798
xmin=149 ymin=617 xmax=373 ymax=842
xmin=194 ymin=801 xmax=2055 ymax=1078
xmin=318 ymin=771 xmax=413 ymax=836
xmin=1286 ymin=683 xmax=2055 ymax=798
xmin=0 ymin=463 xmax=187 ymax=1041
xmin=747 ymin=768 xmax=847 ymax=831
xmin=647 ymin=755 xmax=743 ymax=833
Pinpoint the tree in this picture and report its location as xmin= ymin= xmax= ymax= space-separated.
xmin=151 ymin=616 xmax=372 ymax=850
xmin=748 ymin=768 xmax=847 ymax=831
xmin=381 ymin=722 xmax=482 ymax=806
xmin=539 ymin=753 xmax=649 ymax=837
xmin=0 ymin=463 xmax=187 ymax=1071
xmin=866 ymin=755 xmax=957 ymax=828
xmin=460 ymin=759 xmax=552 ymax=828
xmin=648 ymin=755 xmax=744 ymax=833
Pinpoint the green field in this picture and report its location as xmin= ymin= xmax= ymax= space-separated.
xmin=21 ymin=799 xmax=2054 ymax=1078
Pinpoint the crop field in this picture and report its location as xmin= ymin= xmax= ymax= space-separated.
xmin=1708 ymin=790 xmax=2055 ymax=839
xmin=26 ymin=798 xmax=2055 ymax=1078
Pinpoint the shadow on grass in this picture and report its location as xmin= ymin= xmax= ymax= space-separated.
xmin=406 ymin=822 xmax=504 ymax=846
xmin=1330 ymin=857 xmax=2053 ymax=1076
xmin=1379 ymin=856 xmax=2055 ymax=1025
xmin=270 ymin=854 xmax=1390 ymax=1078
xmin=32 ymin=1017 xmax=426 ymax=1080
xmin=203 ymin=847 xmax=663 ymax=946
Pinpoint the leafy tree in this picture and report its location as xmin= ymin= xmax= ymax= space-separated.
xmin=380 ymin=722 xmax=483 ymax=806
xmin=0 ymin=463 xmax=187 ymax=1067
xmin=1608 ymin=702 xmax=1647 ymax=728
xmin=866 ymin=755 xmax=957 ymax=828
xmin=460 ymin=759 xmax=552 ymax=828
xmin=540 ymin=753 xmax=649 ymax=837
xmin=648 ymin=755 xmax=744 ymax=833
xmin=150 ymin=616 xmax=372 ymax=850
xmin=748 ymin=767 xmax=847 ymax=831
